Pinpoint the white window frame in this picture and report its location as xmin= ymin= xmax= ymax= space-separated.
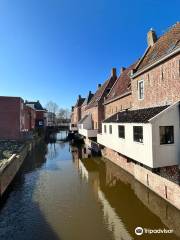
xmin=138 ymin=80 xmax=144 ymax=100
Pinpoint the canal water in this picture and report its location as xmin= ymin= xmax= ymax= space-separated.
xmin=0 ymin=132 xmax=180 ymax=240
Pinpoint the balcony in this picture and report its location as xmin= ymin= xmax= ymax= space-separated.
xmin=70 ymin=124 xmax=78 ymax=132
xmin=79 ymin=128 xmax=98 ymax=138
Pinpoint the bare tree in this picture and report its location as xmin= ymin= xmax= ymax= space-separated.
xmin=57 ymin=108 xmax=70 ymax=123
xmin=46 ymin=101 xmax=59 ymax=114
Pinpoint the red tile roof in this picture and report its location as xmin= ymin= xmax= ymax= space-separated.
xmin=136 ymin=22 xmax=180 ymax=71
xmin=75 ymin=97 xmax=85 ymax=107
xmin=86 ymin=76 xmax=116 ymax=109
xmin=104 ymin=63 xmax=137 ymax=104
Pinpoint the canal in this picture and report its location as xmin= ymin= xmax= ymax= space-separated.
xmin=0 ymin=132 xmax=180 ymax=240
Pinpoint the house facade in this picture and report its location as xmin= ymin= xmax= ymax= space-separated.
xmin=81 ymin=91 xmax=94 ymax=118
xmin=131 ymin=23 xmax=180 ymax=109
xmin=24 ymin=105 xmax=36 ymax=131
xmin=78 ymin=68 xmax=117 ymax=139
xmin=104 ymin=64 xmax=136 ymax=119
xmin=25 ymin=100 xmax=47 ymax=128
xmin=70 ymin=95 xmax=85 ymax=132
xmin=97 ymin=22 xmax=180 ymax=172
xmin=0 ymin=96 xmax=25 ymax=140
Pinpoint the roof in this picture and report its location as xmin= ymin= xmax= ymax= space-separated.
xmin=75 ymin=97 xmax=86 ymax=107
xmin=25 ymin=101 xmax=45 ymax=111
xmin=86 ymin=76 xmax=116 ymax=109
xmin=82 ymin=92 xmax=94 ymax=106
xmin=78 ymin=114 xmax=89 ymax=124
xmin=104 ymin=62 xmax=137 ymax=104
xmin=136 ymin=22 xmax=180 ymax=72
xmin=103 ymin=105 xmax=169 ymax=123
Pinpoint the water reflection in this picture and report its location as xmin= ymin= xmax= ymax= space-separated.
xmin=72 ymin=145 xmax=180 ymax=240
xmin=0 ymin=133 xmax=180 ymax=240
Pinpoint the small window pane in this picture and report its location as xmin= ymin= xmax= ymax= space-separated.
xmin=160 ymin=126 xmax=174 ymax=144
xmin=109 ymin=125 xmax=112 ymax=134
xmin=138 ymin=81 xmax=144 ymax=99
xmin=133 ymin=126 xmax=143 ymax=143
xmin=104 ymin=125 xmax=106 ymax=133
xmin=118 ymin=125 xmax=125 ymax=138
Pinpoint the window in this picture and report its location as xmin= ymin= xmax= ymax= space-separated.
xmin=104 ymin=125 xmax=107 ymax=133
xmin=138 ymin=80 xmax=144 ymax=100
xmin=133 ymin=126 xmax=143 ymax=143
xmin=160 ymin=126 xmax=174 ymax=144
xmin=118 ymin=125 xmax=125 ymax=139
xmin=109 ymin=125 xmax=112 ymax=134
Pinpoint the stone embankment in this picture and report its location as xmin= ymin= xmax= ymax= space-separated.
xmin=0 ymin=138 xmax=41 ymax=196
xmin=102 ymin=147 xmax=180 ymax=211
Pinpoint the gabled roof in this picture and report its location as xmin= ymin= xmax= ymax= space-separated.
xmin=25 ymin=101 xmax=45 ymax=111
xmin=86 ymin=76 xmax=116 ymax=109
xmin=82 ymin=92 xmax=94 ymax=106
xmin=104 ymin=62 xmax=137 ymax=104
xmin=135 ymin=22 xmax=180 ymax=72
xmin=103 ymin=105 xmax=169 ymax=123
xmin=75 ymin=97 xmax=86 ymax=107
xmin=78 ymin=114 xmax=89 ymax=124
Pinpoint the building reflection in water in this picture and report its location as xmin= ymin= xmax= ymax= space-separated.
xmin=71 ymin=145 xmax=132 ymax=240
xmin=71 ymin=145 xmax=180 ymax=240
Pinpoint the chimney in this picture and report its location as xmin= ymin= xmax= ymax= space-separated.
xmin=98 ymin=84 xmax=101 ymax=89
xmin=78 ymin=94 xmax=81 ymax=99
xmin=111 ymin=68 xmax=117 ymax=78
xmin=71 ymin=106 xmax=74 ymax=111
xmin=116 ymin=113 xmax=119 ymax=121
xmin=121 ymin=67 xmax=126 ymax=74
xmin=89 ymin=91 xmax=91 ymax=95
xmin=147 ymin=28 xmax=157 ymax=47
xmin=130 ymin=69 xmax=135 ymax=76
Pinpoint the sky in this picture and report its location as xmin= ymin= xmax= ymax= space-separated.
xmin=0 ymin=0 xmax=179 ymax=109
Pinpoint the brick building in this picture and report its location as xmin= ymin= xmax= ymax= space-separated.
xmin=81 ymin=91 xmax=94 ymax=118
xmin=70 ymin=95 xmax=85 ymax=131
xmin=78 ymin=68 xmax=117 ymax=138
xmin=25 ymin=101 xmax=47 ymax=128
xmin=24 ymin=105 xmax=36 ymax=131
xmin=104 ymin=63 xmax=136 ymax=119
xmin=0 ymin=96 xmax=25 ymax=140
xmin=131 ymin=22 xmax=180 ymax=109
xmin=97 ymin=22 xmax=180 ymax=174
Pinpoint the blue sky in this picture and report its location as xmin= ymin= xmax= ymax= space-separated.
xmin=0 ymin=0 xmax=179 ymax=109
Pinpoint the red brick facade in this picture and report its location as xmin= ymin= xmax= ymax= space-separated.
xmin=0 ymin=97 xmax=25 ymax=140
xmin=132 ymin=54 xmax=180 ymax=109
xmin=104 ymin=94 xmax=132 ymax=118
xmin=24 ymin=105 xmax=36 ymax=131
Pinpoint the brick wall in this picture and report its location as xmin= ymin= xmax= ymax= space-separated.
xmin=73 ymin=106 xmax=81 ymax=125
xmin=0 ymin=97 xmax=23 ymax=140
xmin=104 ymin=94 xmax=132 ymax=119
xmin=85 ymin=106 xmax=98 ymax=130
xmin=102 ymin=147 xmax=180 ymax=210
xmin=132 ymin=54 xmax=180 ymax=109
xmin=104 ymin=159 xmax=180 ymax=237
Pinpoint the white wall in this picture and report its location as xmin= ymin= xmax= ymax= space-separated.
xmin=98 ymin=103 xmax=180 ymax=168
xmin=78 ymin=114 xmax=92 ymax=130
xmin=150 ymin=103 xmax=180 ymax=168
xmin=98 ymin=122 xmax=154 ymax=168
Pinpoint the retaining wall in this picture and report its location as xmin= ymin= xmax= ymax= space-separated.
xmin=102 ymin=147 xmax=180 ymax=210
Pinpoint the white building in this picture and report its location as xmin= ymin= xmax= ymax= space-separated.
xmin=97 ymin=102 xmax=180 ymax=169
xmin=78 ymin=114 xmax=98 ymax=138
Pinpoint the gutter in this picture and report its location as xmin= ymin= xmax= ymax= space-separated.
xmin=131 ymin=47 xmax=180 ymax=79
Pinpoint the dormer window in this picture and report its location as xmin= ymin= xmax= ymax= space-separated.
xmin=138 ymin=80 xmax=144 ymax=100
